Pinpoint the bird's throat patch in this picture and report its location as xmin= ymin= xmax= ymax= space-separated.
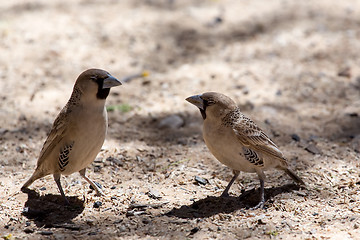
xmin=200 ymin=109 xmax=206 ymax=119
xmin=97 ymin=88 xmax=110 ymax=99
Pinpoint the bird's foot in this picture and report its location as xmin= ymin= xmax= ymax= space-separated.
xmin=63 ymin=197 xmax=70 ymax=205
xmin=250 ymin=200 xmax=265 ymax=210
xmin=220 ymin=192 xmax=230 ymax=198
xmin=21 ymin=186 xmax=29 ymax=193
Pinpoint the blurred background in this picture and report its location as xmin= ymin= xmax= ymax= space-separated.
xmin=0 ymin=0 xmax=359 ymax=239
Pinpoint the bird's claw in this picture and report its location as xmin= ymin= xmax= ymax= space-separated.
xmin=250 ymin=201 xmax=265 ymax=210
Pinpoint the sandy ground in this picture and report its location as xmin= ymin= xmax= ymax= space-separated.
xmin=1 ymin=0 xmax=360 ymax=239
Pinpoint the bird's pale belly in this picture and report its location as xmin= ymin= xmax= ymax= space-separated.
xmin=203 ymin=126 xmax=257 ymax=173
xmin=61 ymin=116 xmax=107 ymax=175
xmin=61 ymin=137 xmax=104 ymax=175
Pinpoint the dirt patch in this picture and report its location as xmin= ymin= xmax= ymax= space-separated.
xmin=1 ymin=0 xmax=359 ymax=239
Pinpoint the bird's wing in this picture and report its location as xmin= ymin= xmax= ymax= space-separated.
xmin=232 ymin=114 xmax=287 ymax=165
xmin=36 ymin=108 xmax=69 ymax=168
xmin=242 ymin=147 xmax=264 ymax=167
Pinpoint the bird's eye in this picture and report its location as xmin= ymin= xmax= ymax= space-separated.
xmin=204 ymin=99 xmax=215 ymax=106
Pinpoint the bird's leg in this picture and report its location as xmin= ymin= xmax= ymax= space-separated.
xmin=79 ymin=168 xmax=104 ymax=196
xmin=53 ymin=173 xmax=70 ymax=205
xmin=251 ymin=178 xmax=265 ymax=210
xmin=221 ymin=170 xmax=240 ymax=198
xmin=250 ymin=169 xmax=266 ymax=209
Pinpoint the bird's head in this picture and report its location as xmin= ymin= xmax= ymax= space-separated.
xmin=186 ymin=92 xmax=237 ymax=120
xmin=75 ymin=69 xmax=122 ymax=101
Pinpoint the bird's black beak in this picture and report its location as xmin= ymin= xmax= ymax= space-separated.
xmin=186 ymin=95 xmax=204 ymax=110
xmin=102 ymin=75 xmax=122 ymax=89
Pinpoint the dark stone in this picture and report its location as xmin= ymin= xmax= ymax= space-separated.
xmin=291 ymin=134 xmax=301 ymax=142
xmin=305 ymin=144 xmax=322 ymax=155
xmin=194 ymin=176 xmax=208 ymax=185
xmin=106 ymin=156 xmax=124 ymax=167
xmin=338 ymin=67 xmax=351 ymax=78
xmin=40 ymin=231 xmax=53 ymax=235
xmin=89 ymin=182 xmax=102 ymax=190
xmin=190 ymin=227 xmax=200 ymax=235
xmin=24 ymin=228 xmax=34 ymax=234
xmin=93 ymin=201 xmax=102 ymax=208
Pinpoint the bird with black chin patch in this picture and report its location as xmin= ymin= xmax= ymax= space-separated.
xmin=22 ymin=69 xmax=122 ymax=204
xmin=186 ymin=92 xmax=305 ymax=209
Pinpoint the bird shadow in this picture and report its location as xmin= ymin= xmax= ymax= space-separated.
xmin=166 ymin=183 xmax=301 ymax=219
xmin=21 ymin=188 xmax=85 ymax=228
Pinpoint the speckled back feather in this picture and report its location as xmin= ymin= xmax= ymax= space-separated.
xmin=36 ymin=87 xmax=81 ymax=170
xmin=223 ymin=108 xmax=288 ymax=167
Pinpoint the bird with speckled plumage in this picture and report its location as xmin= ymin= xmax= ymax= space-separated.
xmin=186 ymin=92 xmax=305 ymax=209
xmin=21 ymin=69 xmax=122 ymax=204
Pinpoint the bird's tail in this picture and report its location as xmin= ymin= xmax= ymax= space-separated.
xmin=284 ymin=168 xmax=305 ymax=185
xmin=21 ymin=170 xmax=44 ymax=190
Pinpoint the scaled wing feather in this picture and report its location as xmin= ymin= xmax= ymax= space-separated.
xmin=36 ymin=108 xmax=68 ymax=168
xmin=233 ymin=114 xmax=287 ymax=165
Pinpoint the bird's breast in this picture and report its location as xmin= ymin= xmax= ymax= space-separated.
xmin=203 ymin=121 xmax=256 ymax=173
xmin=60 ymin=107 xmax=107 ymax=175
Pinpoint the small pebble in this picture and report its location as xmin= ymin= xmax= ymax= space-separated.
xmin=93 ymin=201 xmax=102 ymax=208
xmin=194 ymin=176 xmax=208 ymax=185
xmin=291 ymin=133 xmax=301 ymax=142
xmin=106 ymin=156 xmax=124 ymax=167
xmin=242 ymin=87 xmax=249 ymax=95
xmin=24 ymin=228 xmax=34 ymax=234
xmin=39 ymin=187 xmax=46 ymax=191
xmin=257 ymin=219 xmax=266 ymax=225
xmin=293 ymin=190 xmax=307 ymax=197
xmin=118 ymin=225 xmax=127 ymax=232
xmin=348 ymin=112 xmax=358 ymax=117
xmin=147 ymin=188 xmax=162 ymax=199
xmin=305 ymin=144 xmax=322 ymax=155
xmin=158 ymin=115 xmax=184 ymax=129
xmin=142 ymin=218 xmax=151 ymax=224
xmin=40 ymin=231 xmax=53 ymax=236
xmin=190 ymin=227 xmax=200 ymax=235
xmin=0 ymin=128 xmax=8 ymax=135
xmin=93 ymin=165 xmax=102 ymax=172
xmin=338 ymin=67 xmax=351 ymax=78
xmin=214 ymin=16 xmax=223 ymax=24
xmin=86 ymin=220 xmax=94 ymax=226
xmin=126 ymin=210 xmax=146 ymax=217
xmin=89 ymin=182 xmax=102 ymax=190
